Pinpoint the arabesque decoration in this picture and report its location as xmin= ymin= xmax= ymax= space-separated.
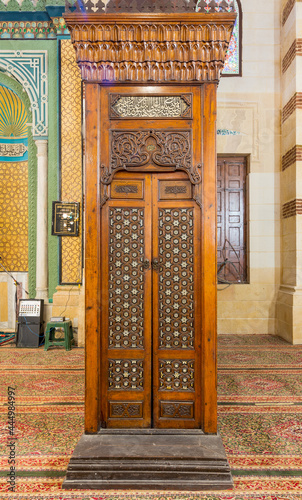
xmin=0 ymin=161 xmax=28 ymax=271
xmin=60 ymin=40 xmax=82 ymax=284
xmin=102 ymin=129 xmax=201 ymax=185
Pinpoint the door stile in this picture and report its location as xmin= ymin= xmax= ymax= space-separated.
xmin=85 ymin=83 xmax=101 ymax=433
xmin=100 ymin=175 xmax=153 ymax=428
xmin=201 ymin=83 xmax=218 ymax=434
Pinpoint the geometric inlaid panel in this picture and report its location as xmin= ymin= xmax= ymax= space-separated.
xmin=159 ymin=359 xmax=195 ymax=391
xmin=108 ymin=208 xmax=145 ymax=349
xmin=108 ymin=360 xmax=144 ymax=390
xmin=158 ymin=208 xmax=194 ymax=349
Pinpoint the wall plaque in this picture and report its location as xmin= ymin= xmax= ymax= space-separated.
xmin=110 ymin=95 xmax=192 ymax=119
xmin=52 ymin=202 xmax=80 ymax=236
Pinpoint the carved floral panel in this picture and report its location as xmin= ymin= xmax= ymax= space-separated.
xmin=109 ymin=401 xmax=143 ymax=418
xmin=160 ymin=401 xmax=194 ymax=419
xmin=102 ymin=129 xmax=202 ymax=185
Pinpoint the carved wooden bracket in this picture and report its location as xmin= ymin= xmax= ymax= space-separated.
xmin=100 ymin=129 xmax=202 ymax=185
xmin=64 ymin=12 xmax=236 ymax=83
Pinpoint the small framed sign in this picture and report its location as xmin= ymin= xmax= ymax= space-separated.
xmin=52 ymin=202 xmax=80 ymax=236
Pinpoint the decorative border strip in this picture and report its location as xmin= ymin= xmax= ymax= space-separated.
xmin=282 ymin=39 xmax=302 ymax=73
xmin=0 ymin=0 xmax=65 ymax=10
xmin=282 ymin=145 xmax=302 ymax=170
xmin=0 ymin=19 xmax=69 ymax=39
xmin=0 ymin=50 xmax=48 ymax=138
xmin=282 ymin=199 xmax=302 ymax=218
xmin=282 ymin=0 xmax=296 ymax=26
xmin=282 ymin=92 xmax=302 ymax=122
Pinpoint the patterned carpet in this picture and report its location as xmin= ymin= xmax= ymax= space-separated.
xmin=1 ymin=335 xmax=302 ymax=499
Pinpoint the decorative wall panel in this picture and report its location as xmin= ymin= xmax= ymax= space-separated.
xmin=0 ymin=85 xmax=28 ymax=162
xmin=0 ymin=84 xmax=28 ymax=272
xmin=60 ymin=40 xmax=82 ymax=284
xmin=0 ymin=162 xmax=28 ymax=271
xmin=158 ymin=208 xmax=194 ymax=350
xmin=108 ymin=207 xmax=145 ymax=349
xmin=0 ymin=50 xmax=48 ymax=138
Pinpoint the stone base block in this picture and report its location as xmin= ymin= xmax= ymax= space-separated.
xmin=62 ymin=430 xmax=233 ymax=491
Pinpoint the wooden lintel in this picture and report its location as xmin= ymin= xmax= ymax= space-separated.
xmin=64 ymin=12 xmax=236 ymax=83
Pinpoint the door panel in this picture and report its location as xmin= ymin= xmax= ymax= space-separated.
xmin=100 ymin=174 xmax=152 ymax=428
xmin=152 ymin=173 xmax=201 ymax=428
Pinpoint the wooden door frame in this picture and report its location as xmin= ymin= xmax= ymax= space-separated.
xmin=84 ymin=82 xmax=217 ymax=434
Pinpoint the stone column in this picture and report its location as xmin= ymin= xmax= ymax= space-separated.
xmin=276 ymin=0 xmax=302 ymax=344
xmin=35 ymin=139 xmax=48 ymax=300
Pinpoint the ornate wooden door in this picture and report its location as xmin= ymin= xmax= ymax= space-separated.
xmin=100 ymin=171 xmax=201 ymax=429
xmin=64 ymin=9 xmax=236 ymax=490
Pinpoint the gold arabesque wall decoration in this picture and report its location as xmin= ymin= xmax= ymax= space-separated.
xmin=0 ymin=85 xmax=28 ymax=272
xmin=60 ymin=40 xmax=82 ymax=284
xmin=0 ymin=161 xmax=28 ymax=271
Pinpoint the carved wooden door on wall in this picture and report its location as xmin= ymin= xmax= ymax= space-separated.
xmin=101 ymin=171 xmax=201 ymax=429
xmin=99 ymin=85 xmax=203 ymax=429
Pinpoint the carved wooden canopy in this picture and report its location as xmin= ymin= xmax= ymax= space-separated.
xmin=64 ymin=11 xmax=236 ymax=83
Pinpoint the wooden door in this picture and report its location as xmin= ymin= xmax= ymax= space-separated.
xmin=100 ymin=171 xmax=201 ymax=429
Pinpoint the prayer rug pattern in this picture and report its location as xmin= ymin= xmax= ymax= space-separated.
xmin=0 ymin=335 xmax=302 ymax=499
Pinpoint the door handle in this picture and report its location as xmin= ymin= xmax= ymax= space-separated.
xmin=142 ymin=259 xmax=150 ymax=270
xmin=152 ymin=258 xmax=161 ymax=271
